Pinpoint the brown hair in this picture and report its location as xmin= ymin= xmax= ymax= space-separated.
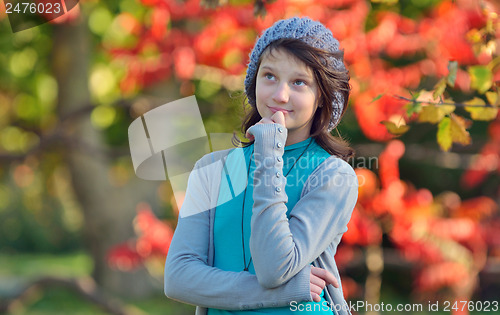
xmin=234 ymin=38 xmax=354 ymax=160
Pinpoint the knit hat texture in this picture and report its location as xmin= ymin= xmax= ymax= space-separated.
xmin=244 ymin=16 xmax=346 ymax=131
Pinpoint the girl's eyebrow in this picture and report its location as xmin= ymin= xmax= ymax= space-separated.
xmin=260 ymin=65 xmax=275 ymax=72
xmin=260 ymin=65 xmax=313 ymax=79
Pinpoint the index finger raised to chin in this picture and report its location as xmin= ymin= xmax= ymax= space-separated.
xmin=271 ymin=111 xmax=286 ymax=127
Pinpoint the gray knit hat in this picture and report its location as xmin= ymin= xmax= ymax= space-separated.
xmin=244 ymin=16 xmax=347 ymax=131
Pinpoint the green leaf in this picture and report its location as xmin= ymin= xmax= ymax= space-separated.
xmin=487 ymin=56 xmax=500 ymax=73
xmin=437 ymin=115 xmax=472 ymax=151
xmin=418 ymin=105 xmax=445 ymax=124
xmin=450 ymin=114 xmax=471 ymax=146
xmin=440 ymin=100 xmax=456 ymax=115
xmin=381 ymin=120 xmax=410 ymax=136
xmin=465 ymin=97 xmax=499 ymax=121
xmin=468 ymin=65 xmax=493 ymax=93
xmin=371 ymin=94 xmax=383 ymax=103
xmin=486 ymin=91 xmax=499 ymax=106
xmin=437 ymin=117 xmax=452 ymax=151
xmin=433 ymin=78 xmax=447 ymax=100
xmin=405 ymin=102 xmax=422 ymax=117
xmin=410 ymin=90 xmax=421 ymax=100
xmin=447 ymin=61 xmax=458 ymax=87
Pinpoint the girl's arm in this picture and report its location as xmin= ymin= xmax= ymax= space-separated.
xmin=247 ymin=123 xmax=358 ymax=289
xmin=164 ymin=154 xmax=312 ymax=310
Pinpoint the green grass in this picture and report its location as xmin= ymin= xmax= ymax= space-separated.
xmin=8 ymin=287 xmax=110 ymax=315
xmin=4 ymin=287 xmax=195 ymax=315
xmin=0 ymin=252 xmax=93 ymax=278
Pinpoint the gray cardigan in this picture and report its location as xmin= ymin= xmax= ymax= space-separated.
xmin=164 ymin=123 xmax=358 ymax=315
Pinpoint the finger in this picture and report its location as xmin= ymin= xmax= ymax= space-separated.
xmin=270 ymin=111 xmax=286 ymax=127
xmin=245 ymin=118 xmax=272 ymax=140
xmin=245 ymin=127 xmax=254 ymax=140
xmin=309 ymin=273 xmax=326 ymax=289
xmin=309 ymin=283 xmax=322 ymax=302
xmin=245 ymin=114 xmax=284 ymax=141
xmin=311 ymin=267 xmax=339 ymax=288
xmin=323 ymin=271 xmax=339 ymax=288
xmin=310 ymin=282 xmax=323 ymax=295
xmin=311 ymin=292 xmax=321 ymax=303
xmin=246 ymin=121 xmax=264 ymax=139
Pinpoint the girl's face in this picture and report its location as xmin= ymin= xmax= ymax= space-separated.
xmin=255 ymin=48 xmax=320 ymax=145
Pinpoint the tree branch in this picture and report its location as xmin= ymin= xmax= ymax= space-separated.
xmin=393 ymin=94 xmax=498 ymax=108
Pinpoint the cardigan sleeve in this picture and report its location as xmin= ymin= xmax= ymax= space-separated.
xmin=164 ymin=153 xmax=312 ymax=310
xmin=247 ymin=123 xmax=358 ymax=289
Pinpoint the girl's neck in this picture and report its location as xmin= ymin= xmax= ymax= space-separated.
xmin=285 ymin=127 xmax=312 ymax=146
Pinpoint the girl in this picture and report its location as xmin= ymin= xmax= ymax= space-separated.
xmin=165 ymin=17 xmax=358 ymax=315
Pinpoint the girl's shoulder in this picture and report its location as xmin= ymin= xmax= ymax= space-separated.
xmin=301 ymin=155 xmax=357 ymax=198
xmin=309 ymin=142 xmax=356 ymax=178
xmin=311 ymin=139 xmax=355 ymax=176
xmin=323 ymin=155 xmax=356 ymax=176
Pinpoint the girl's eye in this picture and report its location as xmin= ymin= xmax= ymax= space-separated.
xmin=294 ymin=80 xmax=306 ymax=86
xmin=265 ymin=73 xmax=275 ymax=80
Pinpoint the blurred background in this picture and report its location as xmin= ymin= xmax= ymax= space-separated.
xmin=0 ymin=0 xmax=499 ymax=314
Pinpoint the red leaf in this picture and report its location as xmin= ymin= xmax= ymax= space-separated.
xmin=107 ymin=243 xmax=143 ymax=271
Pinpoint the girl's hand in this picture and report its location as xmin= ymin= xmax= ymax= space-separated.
xmin=310 ymin=266 xmax=339 ymax=302
xmin=245 ymin=111 xmax=286 ymax=142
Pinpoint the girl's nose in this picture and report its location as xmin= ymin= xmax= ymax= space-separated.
xmin=272 ymin=83 xmax=289 ymax=103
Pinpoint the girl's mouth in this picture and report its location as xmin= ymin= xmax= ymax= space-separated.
xmin=269 ymin=106 xmax=292 ymax=114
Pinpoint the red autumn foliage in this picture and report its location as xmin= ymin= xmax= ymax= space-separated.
xmin=173 ymin=47 xmax=196 ymax=80
xmin=108 ymin=203 xmax=174 ymax=271
xmin=104 ymin=0 xmax=499 ymax=305
xmin=343 ymin=210 xmax=383 ymax=246
xmin=337 ymin=139 xmax=498 ymax=301
xmin=416 ymin=261 xmax=470 ymax=292
xmin=461 ymin=118 xmax=500 ymax=189
xmin=105 ymin=0 xmax=497 ymax=142
xmin=107 ymin=242 xmax=143 ymax=271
